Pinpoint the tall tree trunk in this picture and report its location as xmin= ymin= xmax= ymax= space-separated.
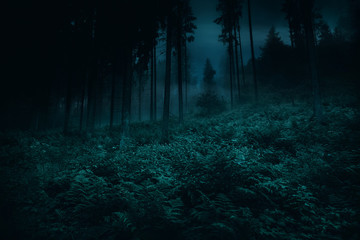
xmin=97 ymin=67 xmax=104 ymax=127
xmin=79 ymin=70 xmax=87 ymax=131
xmin=177 ymin=12 xmax=184 ymax=124
xmin=110 ymin=58 xmax=116 ymax=128
xmin=121 ymin=48 xmax=133 ymax=138
xmin=248 ymin=0 xmax=258 ymax=103
xmin=64 ymin=68 xmax=72 ymax=134
xmin=233 ymin=24 xmax=241 ymax=102
xmin=150 ymin=45 xmax=154 ymax=121
xmin=237 ymin=20 xmax=246 ymax=87
xmin=303 ymin=0 xmax=323 ymax=120
xmin=228 ymin=40 xmax=234 ymax=109
xmin=138 ymin=73 xmax=142 ymax=121
xmin=87 ymin=8 xmax=97 ymax=130
xmin=184 ymin=41 xmax=188 ymax=112
xmin=87 ymin=66 xmax=97 ymax=130
xmin=162 ymin=18 xmax=173 ymax=142
xmin=154 ymin=43 xmax=157 ymax=121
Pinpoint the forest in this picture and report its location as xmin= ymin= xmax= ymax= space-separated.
xmin=1 ymin=0 xmax=359 ymax=239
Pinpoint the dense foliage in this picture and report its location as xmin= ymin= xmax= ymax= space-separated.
xmin=196 ymin=92 xmax=227 ymax=117
xmin=1 ymin=91 xmax=359 ymax=239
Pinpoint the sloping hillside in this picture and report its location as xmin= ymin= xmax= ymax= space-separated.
xmin=1 ymin=98 xmax=359 ymax=240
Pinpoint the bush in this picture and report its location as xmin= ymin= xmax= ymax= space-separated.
xmin=196 ymin=91 xmax=227 ymax=117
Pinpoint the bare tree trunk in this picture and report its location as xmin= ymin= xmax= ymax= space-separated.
xmin=87 ymin=8 xmax=98 ymax=130
xmin=110 ymin=59 xmax=116 ymax=128
xmin=154 ymin=43 xmax=157 ymax=120
xmin=121 ymin=48 xmax=133 ymax=139
xmin=87 ymin=68 xmax=97 ymax=130
xmin=248 ymin=0 xmax=258 ymax=103
xmin=303 ymin=0 xmax=323 ymax=120
xmin=79 ymin=70 xmax=87 ymax=131
xmin=184 ymin=41 xmax=188 ymax=112
xmin=150 ymin=45 xmax=154 ymax=121
xmin=237 ymin=20 xmax=246 ymax=87
xmin=96 ymin=67 xmax=104 ymax=127
xmin=162 ymin=18 xmax=173 ymax=142
xmin=228 ymin=41 xmax=234 ymax=109
xmin=233 ymin=25 xmax=241 ymax=102
xmin=64 ymin=69 xmax=72 ymax=134
xmin=177 ymin=11 xmax=184 ymax=124
xmin=138 ymin=73 xmax=142 ymax=121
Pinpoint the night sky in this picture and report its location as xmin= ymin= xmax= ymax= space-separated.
xmin=188 ymin=0 xmax=347 ymax=80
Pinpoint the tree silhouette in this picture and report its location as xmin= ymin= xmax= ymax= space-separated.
xmin=176 ymin=0 xmax=196 ymax=123
xmin=215 ymin=0 xmax=243 ymax=108
xmin=162 ymin=0 xmax=196 ymax=139
xmin=162 ymin=19 xmax=173 ymax=141
xmin=162 ymin=0 xmax=175 ymax=142
xmin=203 ymin=58 xmax=216 ymax=91
xmin=247 ymin=0 xmax=258 ymax=103
xmin=261 ymin=26 xmax=286 ymax=58
xmin=257 ymin=26 xmax=297 ymax=88
xmin=236 ymin=20 xmax=246 ymax=87
xmin=282 ymin=0 xmax=305 ymax=49
xmin=317 ymin=20 xmax=333 ymax=46
xmin=301 ymin=0 xmax=323 ymax=120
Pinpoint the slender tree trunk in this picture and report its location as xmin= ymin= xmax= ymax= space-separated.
xmin=233 ymin=24 xmax=241 ymax=102
xmin=110 ymin=59 xmax=116 ymax=128
xmin=162 ymin=18 xmax=173 ymax=142
xmin=64 ymin=68 xmax=72 ymax=134
xmin=79 ymin=70 xmax=86 ymax=131
xmin=87 ymin=8 xmax=97 ymax=130
xmin=86 ymin=71 xmax=93 ymax=129
xmin=177 ymin=13 xmax=183 ymax=123
xmin=87 ymin=68 xmax=97 ymax=130
xmin=184 ymin=41 xmax=188 ymax=112
xmin=231 ymin=34 xmax=236 ymax=106
xmin=154 ymin=43 xmax=157 ymax=120
xmin=237 ymin=20 xmax=246 ymax=87
xmin=150 ymin=45 xmax=154 ymax=121
xmin=97 ymin=67 xmax=104 ymax=127
xmin=228 ymin=41 xmax=234 ymax=109
xmin=248 ymin=0 xmax=258 ymax=103
xmin=303 ymin=0 xmax=323 ymax=120
xmin=121 ymin=48 xmax=133 ymax=138
xmin=138 ymin=73 xmax=142 ymax=121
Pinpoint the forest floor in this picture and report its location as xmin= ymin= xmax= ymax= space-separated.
xmin=1 ymin=91 xmax=360 ymax=240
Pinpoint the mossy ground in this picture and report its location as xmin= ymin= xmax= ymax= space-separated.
xmin=1 ymin=93 xmax=359 ymax=240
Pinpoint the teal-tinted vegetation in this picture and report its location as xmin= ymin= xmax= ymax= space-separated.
xmin=1 ymin=91 xmax=359 ymax=240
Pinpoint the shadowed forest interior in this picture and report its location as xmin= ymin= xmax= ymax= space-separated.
xmin=1 ymin=0 xmax=359 ymax=239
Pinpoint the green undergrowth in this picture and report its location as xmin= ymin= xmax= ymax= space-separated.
xmin=1 ymin=99 xmax=359 ymax=239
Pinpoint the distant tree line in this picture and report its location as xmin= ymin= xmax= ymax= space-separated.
xmin=254 ymin=0 xmax=360 ymax=119
xmin=215 ymin=0 xmax=360 ymax=120
xmin=2 ymin=0 xmax=359 ymax=137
